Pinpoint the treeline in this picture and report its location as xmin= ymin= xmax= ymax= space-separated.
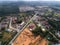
xmin=48 ymin=19 xmax=60 ymax=30
xmin=0 ymin=5 xmax=19 ymax=16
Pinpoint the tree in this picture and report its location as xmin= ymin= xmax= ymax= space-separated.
xmin=17 ymin=16 xmax=22 ymax=24
xmin=32 ymin=27 xmax=48 ymax=37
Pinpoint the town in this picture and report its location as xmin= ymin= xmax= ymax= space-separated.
xmin=0 ymin=1 xmax=60 ymax=45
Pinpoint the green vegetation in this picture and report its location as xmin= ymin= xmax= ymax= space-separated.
xmin=16 ymin=11 xmax=34 ymax=24
xmin=20 ymin=11 xmax=34 ymax=16
xmin=32 ymin=22 xmax=59 ymax=43
xmin=54 ymin=13 xmax=59 ymax=16
xmin=32 ymin=26 xmax=58 ymax=43
xmin=0 ymin=17 xmax=6 ymax=22
xmin=25 ymin=11 xmax=34 ymax=16
xmin=0 ymin=27 xmax=17 ymax=45
xmin=48 ymin=41 xmax=53 ymax=45
xmin=46 ymin=33 xmax=58 ymax=42
xmin=0 ymin=5 xmax=19 ymax=16
xmin=32 ymin=26 xmax=48 ymax=37
xmin=17 ymin=17 xmax=22 ymax=24
xmin=0 ymin=27 xmax=6 ymax=38
xmin=44 ymin=9 xmax=59 ymax=18
xmin=48 ymin=19 xmax=60 ymax=40
xmin=48 ymin=19 xmax=60 ymax=30
xmin=45 ymin=9 xmax=52 ymax=16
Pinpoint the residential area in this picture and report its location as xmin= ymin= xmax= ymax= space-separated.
xmin=0 ymin=1 xmax=60 ymax=45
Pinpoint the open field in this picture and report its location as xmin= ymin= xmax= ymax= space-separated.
xmin=12 ymin=28 xmax=48 ymax=45
xmin=0 ymin=31 xmax=17 ymax=45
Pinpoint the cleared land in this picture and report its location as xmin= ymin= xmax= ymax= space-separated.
xmin=12 ymin=28 xmax=48 ymax=45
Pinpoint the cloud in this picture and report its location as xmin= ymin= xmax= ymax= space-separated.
xmin=22 ymin=0 xmax=39 ymax=1
xmin=0 ymin=0 xmax=60 ymax=1
xmin=0 ymin=0 xmax=18 ymax=1
xmin=20 ymin=0 xmax=60 ymax=1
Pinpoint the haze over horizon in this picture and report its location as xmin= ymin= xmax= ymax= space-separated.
xmin=0 ymin=0 xmax=60 ymax=1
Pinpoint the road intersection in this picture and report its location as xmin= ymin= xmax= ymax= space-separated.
xmin=8 ymin=13 xmax=37 ymax=45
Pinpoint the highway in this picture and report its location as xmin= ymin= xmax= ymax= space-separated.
xmin=8 ymin=13 xmax=37 ymax=45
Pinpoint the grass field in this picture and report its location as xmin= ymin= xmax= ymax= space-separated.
xmin=0 ymin=30 xmax=17 ymax=45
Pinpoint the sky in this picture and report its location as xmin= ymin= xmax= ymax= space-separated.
xmin=0 ymin=0 xmax=60 ymax=1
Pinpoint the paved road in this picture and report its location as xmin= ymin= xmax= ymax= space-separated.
xmin=8 ymin=13 xmax=37 ymax=45
xmin=9 ymin=18 xmax=20 ymax=32
xmin=9 ymin=12 xmax=59 ymax=45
